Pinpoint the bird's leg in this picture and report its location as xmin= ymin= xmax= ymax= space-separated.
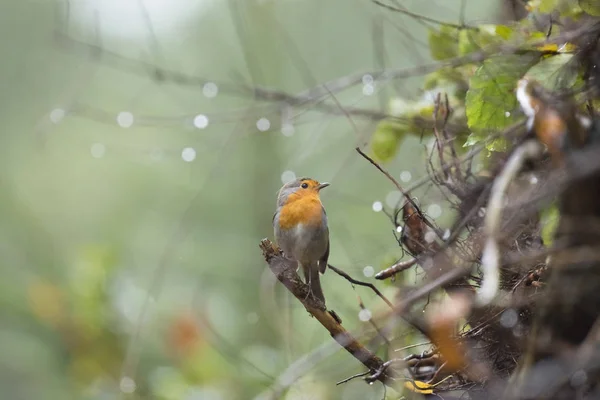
xmin=302 ymin=264 xmax=313 ymax=301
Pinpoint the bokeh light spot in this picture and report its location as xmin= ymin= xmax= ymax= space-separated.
xmin=120 ymin=377 xmax=136 ymax=394
xmin=427 ymin=204 xmax=442 ymax=219
xmin=90 ymin=143 xmax=106 ymax=159
xmin=193 ymin=114 xmax=209 ymax=129
xmin=372 ymin=201 xmax=383 ymax=212
xmin=358 ymin=309 xmax=372 ymax=321
xmin=181 ymin=147 xmax=196 ymax=162
xmin=400 ymin=171 xmax=412 ymax=182
xmin=281 ymin=170 xmax=296 ymax=184
xmin=117 ymin=111 xmax=134 ymax=128
xmin=257 ymin=118 xmax=271 ymax=132
xmin=385 ymin=191 xmax=402 ymax=208
xmin=49 ymin=108 xmax=65 ymax=124
xmin=281 ymin=124 xmax=295 ymax=137
xmin=202 ymin=82 xmax=219 ymax=98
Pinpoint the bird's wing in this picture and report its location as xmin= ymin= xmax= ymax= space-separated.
xmin=320 ymin=205 xmax=329 ymax=274
xmin=320 ymin=238 xmax=329 ymax=274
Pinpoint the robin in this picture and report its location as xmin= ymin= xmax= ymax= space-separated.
xmin=273 ymin=177 xmax=330 ymax=304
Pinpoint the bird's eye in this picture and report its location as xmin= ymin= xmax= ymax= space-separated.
xmin=301 ymin=182 xmax=309 ymax=189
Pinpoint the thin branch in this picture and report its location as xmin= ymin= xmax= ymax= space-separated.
xmin=259 ymin=239 xmax=398 ymax=386
xmin=375 ymin=258 xmax=418 ymax=280
xmin=336 ymin=371 xmax=372 ymax=386
xmin=371 ymin=0 xmax=475 ymax=30
xmin=328 ymin=264 xmax=393 ymax=308
xmin=355 ymin=147 xmax=442 ymax=237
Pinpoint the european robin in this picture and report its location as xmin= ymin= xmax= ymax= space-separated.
xmin=273 ymin=177 xmax=330 ymax=304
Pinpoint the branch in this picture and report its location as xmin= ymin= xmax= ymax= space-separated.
xmin=328 ymin=264 xmax=394 ymax=308
xmin=371 ymin=0 xmax=476 ymax=30
xmin=355 ymin=147 xmax=442 ymax=237
xmin=478 ymin=140 xmax=543 ymax=306
xmin=375 ymin=258 xmax=418 ymax=280
xmin=259 ymin=239 xmax=398 ymax=386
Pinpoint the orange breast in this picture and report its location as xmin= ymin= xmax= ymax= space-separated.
xmin=278 ymin=193 xmax=323 ymax=229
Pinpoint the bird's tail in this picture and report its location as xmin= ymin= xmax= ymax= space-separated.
xmin=303 ymin=261 xmax=326 ymax=305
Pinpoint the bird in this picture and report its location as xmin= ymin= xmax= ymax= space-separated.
xmin=515 ymin=77 xmax=591 ymax=164
xmin=273 ymin=177 xmax=330 ymax=305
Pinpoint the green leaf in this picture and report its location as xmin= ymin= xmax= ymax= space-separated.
xmin=458 ymin=29 xmax=480 ymax=56
xmin=495 ymin=24 xmax=514 ymax=40
xmin=486 ymin=137 xmax=509 ymax=153
xmin=428 ymin=26 xmax=459 ymax=61
xmin=528 ymin=0 xmax=559 ymax=13
xmin=580 ymin=0 xmax=600 ymax=15
xmin=371 ymin=120 xmax=405 ymax=162
xmin=541 ymin=204 xmax=559 ymax=246
xmin=525 ymin=54 xmax=575 ymax=90
xmin=458 ymin=26 xmax=505 ymax=56
xmin=465 ymin=53 xmax=540 ymax=131
xmin=463 ymin=132 xmax=485 ymax=147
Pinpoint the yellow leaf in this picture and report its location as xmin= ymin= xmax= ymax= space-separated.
xmin=404 ymin=380 xmax=434 ymax=394
xmin=536 ymin=43 xmax=577 ymax=53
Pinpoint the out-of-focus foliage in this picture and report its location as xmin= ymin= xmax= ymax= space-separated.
xmin=369 ymin=0 xmax=593 ymax=160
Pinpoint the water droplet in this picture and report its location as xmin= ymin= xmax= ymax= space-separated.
xmin=363 ymin=266 xmax=374 ymax=277
xmin=256 ymin=118 xmax=270 ymax=132
xmin=193 ymin=114 xmax=209 ymax=129
xmin=372 ymin=201 xmax=383 ymax=212
xmin=281 ymin=170 xmax=296 ymax=184
xmin=443 ymin=229 xmax=451 ymax=240
xmin=202 ymin=82 xmax=218 ymax=98
xmin=400 ymin=171 xmax=412 ymax=182
xmin=362 ymin=74 xmax=374 ymax=85
xmin=362 ymin=84 xmax=375 ymax=96
xmin=49 ymin=108 xmax=65 ymax=124
xmin=505 ymin=111 xmax=511 ymax=117
xmin=396 ymin=225 xmax=403 ymax=233
xmin=90 ymin=143 xmax=106 ymax=159
xmin=427 ymin=204 xmax=442 ymax=219
xmin=358 ymin=308 xmax=372 ymax=321
xmin=181 ymin=147 xmax=196 ymax=162
xmin=117 ymin=111 xmax=134 ymax=128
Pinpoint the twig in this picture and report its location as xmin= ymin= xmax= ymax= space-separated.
xmin=355 ymin=147 xmax=441 ymax=237
xmin=365 ymin=359 xmax=405 ymax=384
xmin=375 ymin=258 xmax=418 ymax=280
xmin=371 ymin=0 xmax=476 ymax=30
xmin=329 ymin=263 xmax=431 ymax=336
xmin=358 ymin=296 xmax=391 ymax=345
xmin=259 ymin=239 xmax=398 ymax=386
xmin=336 ymin=371 xmax=372 ymax=386
xmin=478 ymin=140 xmax=543 ymax=306
xmin=328 ymin=264 xmax=394 ymax=308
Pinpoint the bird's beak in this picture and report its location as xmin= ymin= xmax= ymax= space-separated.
xmin=317 ymin=182 xmax=330 ymax=191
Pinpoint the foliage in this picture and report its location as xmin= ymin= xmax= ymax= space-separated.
xmin=369 ymin=0 xmax=592 ymax=159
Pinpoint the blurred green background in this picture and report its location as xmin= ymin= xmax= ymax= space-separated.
xmin=0 ymin=1 xmax=497 ymax=399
